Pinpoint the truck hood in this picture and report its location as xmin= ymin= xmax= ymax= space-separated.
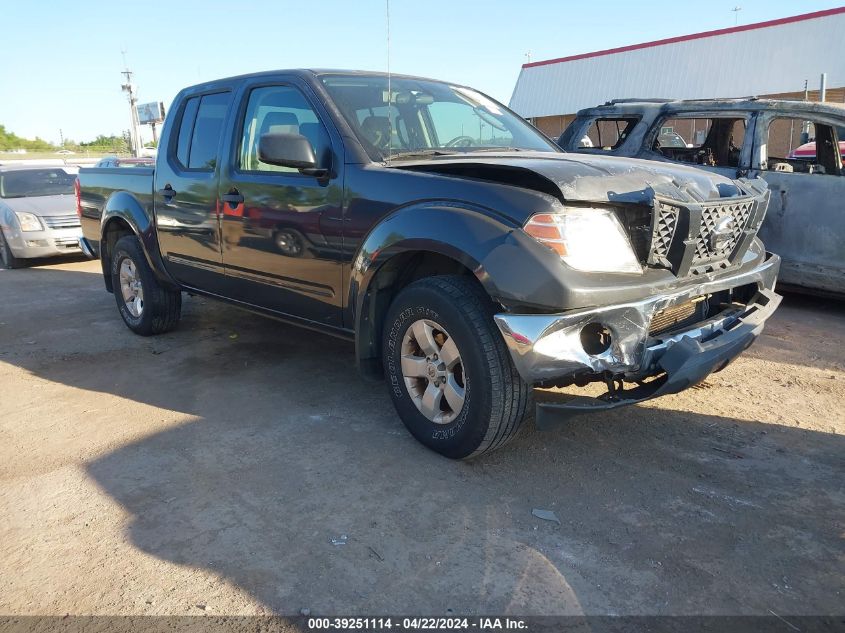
xmin=1 ymin=194 xmax=77 ymax=217
xmin=392 ymin=151 xmax=745 ymax=206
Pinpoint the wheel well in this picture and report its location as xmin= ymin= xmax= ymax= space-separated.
xmin=101 ymin=218 xmax=135 ymax=293
xmin=356 ymin=251 xmax=482 ymax=379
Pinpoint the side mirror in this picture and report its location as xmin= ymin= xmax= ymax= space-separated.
xmin=258 ymin=133 xmax=327 ymax=176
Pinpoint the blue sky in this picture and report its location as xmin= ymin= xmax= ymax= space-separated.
xmin=1 ymin=0 xmax=841 ymax=144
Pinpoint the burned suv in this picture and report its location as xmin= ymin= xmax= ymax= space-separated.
xmin=559 ymin=98 xmax=845 ymax=295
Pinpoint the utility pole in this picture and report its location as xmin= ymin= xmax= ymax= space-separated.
xmin=59 ymin=129 xmax=64 ymax=148
xmin=120 ymin=54 xmax=142 ymax=157
xmin=799 ymin=80 xmax=811 ymax=144
xmin=731 ymin=6 xmax=742 ymax=26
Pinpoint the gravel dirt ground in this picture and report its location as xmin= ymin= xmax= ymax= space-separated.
xmin=0 ymin=258 xmax=843 ymax=621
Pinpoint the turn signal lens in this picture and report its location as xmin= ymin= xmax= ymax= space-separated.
xmin=524 ymin=214 xmax=567 ymax=257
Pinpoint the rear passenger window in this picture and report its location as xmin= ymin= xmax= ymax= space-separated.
xmin=765 ymin=117 xmax=842 ymax=176
xmin=174 ymin=92 xmax=232 ymax=171
xmin=188 ymin=93 xmax=231 ymax=170
xmin=581 ymin=117 xmax=638 ymax=150
xmin=175 ymin=97 xmax=199 ymax=167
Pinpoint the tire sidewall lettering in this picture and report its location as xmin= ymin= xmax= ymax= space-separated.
xmin=386 ymin=302 xmax=471 ymax=441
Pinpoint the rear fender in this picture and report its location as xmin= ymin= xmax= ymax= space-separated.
xmin=100 ymin=191 xmax=178 ymax=292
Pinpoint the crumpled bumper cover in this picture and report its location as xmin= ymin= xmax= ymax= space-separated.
xmin=494 ymin=252 xmax=781 ymax=420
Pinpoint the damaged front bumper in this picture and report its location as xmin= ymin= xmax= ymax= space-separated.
xmin=494 ymin=252 xmax=781 ymax=419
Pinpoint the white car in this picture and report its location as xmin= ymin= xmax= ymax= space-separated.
xmin=0 ymin=165 xmax=82 ymax=268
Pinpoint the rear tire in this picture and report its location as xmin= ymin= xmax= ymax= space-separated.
xmin=0 ymin=229 xmax=24 ymax=269
xmin=111 ymin=234 xmax=181 ymax=336
xmin=382 ymin=275 xmax=532 ymax=459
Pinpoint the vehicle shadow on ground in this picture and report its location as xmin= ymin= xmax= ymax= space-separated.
xmin=82 ymin=404 xmax=845 ymax=618
xmin=2 ymin=266 xmax=844 ymax=617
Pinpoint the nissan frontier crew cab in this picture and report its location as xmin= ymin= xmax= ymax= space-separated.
xmin=77 ymin=70 xmax=781 ymax=459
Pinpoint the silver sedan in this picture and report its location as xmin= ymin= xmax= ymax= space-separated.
xmin=0 ymin=164 xmax=82 ymax=268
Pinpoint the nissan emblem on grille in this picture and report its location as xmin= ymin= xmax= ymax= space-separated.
xmin=710 ymin=215 xmax=736 ymax=252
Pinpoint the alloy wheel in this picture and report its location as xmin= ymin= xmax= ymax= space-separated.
xmin=118 ymin=257 xmax=144 ymax=318
xmin=401 ymin=319 xmax=466 ymax=424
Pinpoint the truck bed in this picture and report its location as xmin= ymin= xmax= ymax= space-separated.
xmin=78 ymin=166 xmax=154 ymax=255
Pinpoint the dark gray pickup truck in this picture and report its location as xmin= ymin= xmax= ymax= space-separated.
xmin=78 ymin=69 xmax=781 ymax=459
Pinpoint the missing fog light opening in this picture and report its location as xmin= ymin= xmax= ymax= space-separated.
xmin=580 ymin=322 xmax=612 ymax=356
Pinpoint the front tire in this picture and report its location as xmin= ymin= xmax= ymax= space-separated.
xmin=382 ymin=275 xmax=531 ymax=459
xmin=110 ymin=234 xmax=181 ymax=336
xmin=0 ymin=229 xmax=24 ymax=269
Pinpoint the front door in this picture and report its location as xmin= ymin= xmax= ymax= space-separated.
xmin=218 ymin=81 xmax=345 ymax=326
xmin=155 ymin=90 xmax=233 ymax=291
xmin=750 ymin=113 xmax=845 ymax=294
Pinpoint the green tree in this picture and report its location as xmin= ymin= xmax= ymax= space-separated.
xmin=0 ymin=124 xmax=56 ymax=151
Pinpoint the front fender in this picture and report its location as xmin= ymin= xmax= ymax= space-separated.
xmin=350 ymin=201 xmax=566 ymax=374
xmin=351 ymin=203 xmax=505 ymax=313
xmin=100 ymin=191 xmax=177 ymax=291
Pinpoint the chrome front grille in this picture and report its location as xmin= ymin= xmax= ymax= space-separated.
xmin=54 ymin=237 xmax=81 ymax=249
xmin=41 ymin=213 xmax=81 ymax=229
xmin=694 ymin=200 xmax=754 ymax=261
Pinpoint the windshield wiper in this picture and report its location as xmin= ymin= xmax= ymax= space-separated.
xmin=385 ymin=149 xmax=454 ymax=161
xmin=459 ymin=146 xmax=531 ymax=153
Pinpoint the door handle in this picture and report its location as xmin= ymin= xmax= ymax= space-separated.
xmin=221 ymin=190 xmax=244 ymax=207
xmin=157 ymin=185 xmax=176 ymax=202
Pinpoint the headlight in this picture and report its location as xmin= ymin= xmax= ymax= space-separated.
xmin=15 ymin=212 xmax=43 ymax=232
xmin=524 ymin=207 xmax=642 ymax=274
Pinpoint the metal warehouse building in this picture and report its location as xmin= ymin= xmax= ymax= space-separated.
xmin=509 ymin=7 xmax=845 ymax=139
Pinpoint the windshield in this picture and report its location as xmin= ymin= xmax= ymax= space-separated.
xmin=0 ymin=168 xmax=76 ymax=198
xmin=321 ymin=74 xmax=559 ymax=160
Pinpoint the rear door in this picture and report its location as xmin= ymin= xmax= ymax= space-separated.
xmin=154 ymin=88 xmax=234 ymax=291
xmin=216 ymin=77 xmax=345 ymax=326
xmin=750 ymin=112 xmax=845 ymax=293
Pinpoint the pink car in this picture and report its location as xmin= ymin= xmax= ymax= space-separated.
xmin=788 ymin=139 xmax=845 ymax=160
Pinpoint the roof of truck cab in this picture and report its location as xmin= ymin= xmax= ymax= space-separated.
xmin=179 ymin=69 xmax=466 ymax=93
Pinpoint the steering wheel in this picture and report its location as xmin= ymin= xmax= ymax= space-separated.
xmin=445 ymin=135 xmax=475 ymax=148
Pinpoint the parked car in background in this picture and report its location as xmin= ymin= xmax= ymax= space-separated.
xmin=0 ymin=164 xmax=81 ymax=268
xmin=558 ymin=99 xmax=845 ymax=296
xmin=787 ymin=136 xmax=845 ymax=160
xmin=78 ymin=69 xmax=780 ymax=459
xmin=94 ymin=156 xmax=156 ymax=168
